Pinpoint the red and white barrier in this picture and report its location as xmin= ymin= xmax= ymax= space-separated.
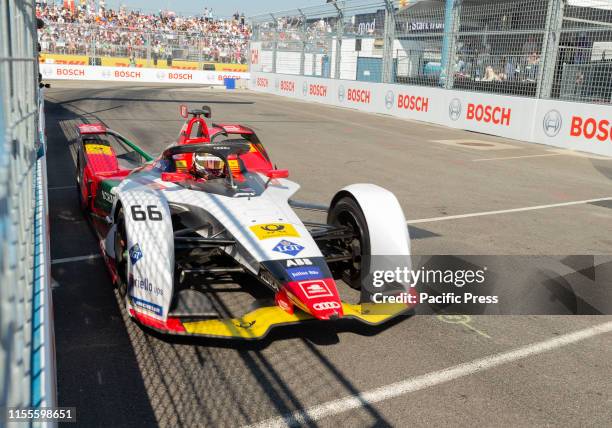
xmin=250 ymin=72 xmax=612 ymax=157
xmin=40 ymin=64 xmax=250 ymax=85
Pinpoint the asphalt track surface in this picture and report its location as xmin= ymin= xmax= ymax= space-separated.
xmin=46 ymin=82 xmax=612 ymax=427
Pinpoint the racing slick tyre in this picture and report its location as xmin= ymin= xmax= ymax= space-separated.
xmin=327 ymin=196 xmax=371 ymax=290
xmin=114 ymin=208 xmax=129 ymax=299
xmin=75 ymin=159 xmax=87 ymax=213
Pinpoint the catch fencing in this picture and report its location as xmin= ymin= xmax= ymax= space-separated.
xmin=1 ymin=0 xmax=55 ymax=417
xmin=250 ymin=0 xmax=612 ymax=105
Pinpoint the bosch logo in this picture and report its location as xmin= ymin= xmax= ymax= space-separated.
xmin=309 ymin=84 xmax=327 ymax=97
xmin=42 ymin=67 xmax=53 ymax=77
xmin=449 ymin=98 xmax=462 ymax=121
xmin=313 ymin=301 xmax=341 ymax=310
xmin=101 ymin=69 xmax=112 ymax=78
xmin=543 ymin=110 xmax=562 ymax=137
xmin=385 ymin=90 xmax=394 ymax=110
xmin=280 ymin=80 xmax=295 ymax=92
xmin=347 ymin=88 xmax=371 ymax=104
xmin=466 ymin=103 xmax=511 ymax=126
xmin=256 ymin=77 xmax=269 ymax=88
xmin=156 ymin=71 xmax=166 ymax=80
xmin=338 ymin=85 xmax=345 ymax=102
xmin=302 ymin=82 xmax=308 ymax=96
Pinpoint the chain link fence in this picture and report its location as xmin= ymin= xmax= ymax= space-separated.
xmin=250 ymin=0 xmax=612 ymax=104
xmin=1 ymin=0 xmax=54 ymax=414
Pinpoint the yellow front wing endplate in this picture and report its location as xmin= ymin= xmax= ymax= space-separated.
xmin=181 ymin=302 xmax=411 ymax=340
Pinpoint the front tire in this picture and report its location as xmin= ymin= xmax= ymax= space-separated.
xmin=327 ymin=196 xmax=371 ymax=290
xmin=114 ymin=208 xmax=129 ymax=298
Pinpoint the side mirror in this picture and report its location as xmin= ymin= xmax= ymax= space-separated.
xmin=179 ymin=104 xmax=188 ymax=118
xmin=266 ymin=169 xmax=289 ymax=179
xmin=201 ymin=105 xmax=212 ymax=118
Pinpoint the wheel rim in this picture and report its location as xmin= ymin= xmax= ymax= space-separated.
xmin=335 ymin=209 xmax=365 ymax=284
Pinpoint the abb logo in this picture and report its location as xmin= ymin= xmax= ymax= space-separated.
xmin=57 ymin=68 xmax=85 ymax=76
xmin=348 ymin=88 xmax=371 ymax=104
xmin=570 ymin=116 xmax=612 ymax=141
xmin=309 ymin=84 xmax=327 ymax=97
xmin=280 ymin=80 xmax=295 ymax=92
xmin=169 ymin=72 xmax=192 ymax=80
xmin=115 ymin=70 xmax=141 ymax=78
xmin=466 ymin=103 xmax=511 ymax=126
xmin=397 ymin=94 xmax=429 ymax=112
xmin=256 ymin=77 xmax=269 ymax=88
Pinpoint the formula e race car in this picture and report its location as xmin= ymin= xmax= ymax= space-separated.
xmin=75 ymin=106 xmax=413 ymax=339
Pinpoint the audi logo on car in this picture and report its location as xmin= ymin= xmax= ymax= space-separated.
xmin=449 ymin=98 xmax=462 ymax=121
xmin=385 ymin=90 xmax=394 ymax=110
xmin=543 ymin=110 xmax=562 ymax=137
xmin=302 ymin=81 xmax=308 ymax=96
xmin=313 ymin=301 xmax=341 ymax=310
xmin=338 ymin=85 xmax=345 ymax=102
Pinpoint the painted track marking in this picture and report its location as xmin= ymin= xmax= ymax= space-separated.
xmin=472 ymin=153 xmax=565 ymax=162
xmin=246 ymin=321 xmax=612 ymax=428
xmin=407 ymin=197 xmax=612 ymax=224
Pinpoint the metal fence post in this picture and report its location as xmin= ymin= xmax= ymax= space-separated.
xmin=537 ymin=0 xmax=564 ymax=99
xmin=382 ymin=0 xmax=396 ymax=83
xmin=440 ymin=0 xmax=460 ymax=88
xmin=271 ymin=14 xmax=278 ymax=74
xmin=334 ymin=14 xmax=343 ymax=79
xmin=299 ymin=9 xmax=307 ymax=76
xmin=146 ymin=33 xmax=151 ymax=67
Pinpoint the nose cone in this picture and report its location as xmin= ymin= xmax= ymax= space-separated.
xmin=284 ymin=278 xmax=344 ymax=320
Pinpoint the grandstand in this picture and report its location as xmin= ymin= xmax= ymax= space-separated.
xmin=36 ymin=2 xmax=251 ymax=70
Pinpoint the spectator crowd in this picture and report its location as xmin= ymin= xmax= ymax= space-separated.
xmin=36 ymin=3 xmax=251 ymax=64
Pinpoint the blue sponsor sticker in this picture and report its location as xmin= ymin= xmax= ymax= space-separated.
xmin=273 ymin=240 xmax=304 ymax=256
xmin=129 ymin=243 xmax=143 ymax=265
xmin=130 ymin=296 xmax=163 ymax=316
xmin=287 ymin=266 xmax=323 ymax=281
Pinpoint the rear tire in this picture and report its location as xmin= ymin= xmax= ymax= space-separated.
xmin=75 ymin=159 xmax=87 ymax=213
xmin=327 ymin=196 xmax=371 ymax=290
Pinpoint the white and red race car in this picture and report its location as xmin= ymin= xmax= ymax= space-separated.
xmin=75 ymin=106 xmax=414 ymax=339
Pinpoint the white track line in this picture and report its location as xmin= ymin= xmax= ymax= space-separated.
xmin=247 ymin=321 xmax=612 ymax=428
xmin=472 ymin=153 xmax=565 ymax=162
xmin=51 ymin=254 xmax=102 ymax=265
xmin=407 ymin=197 xmax=612 ymax=224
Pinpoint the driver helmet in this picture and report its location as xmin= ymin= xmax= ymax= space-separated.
xmin=193 ymin=153 xmax=225 ymax=178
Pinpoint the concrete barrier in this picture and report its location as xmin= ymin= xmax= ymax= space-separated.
xmin=250 ymin=71 xmax=612 ymax=158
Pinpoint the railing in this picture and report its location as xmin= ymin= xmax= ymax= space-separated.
xmin=1 ymin=0 xmax=56 ymax=415
xmin=250 ymin=0 xmax=612 ymax=105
